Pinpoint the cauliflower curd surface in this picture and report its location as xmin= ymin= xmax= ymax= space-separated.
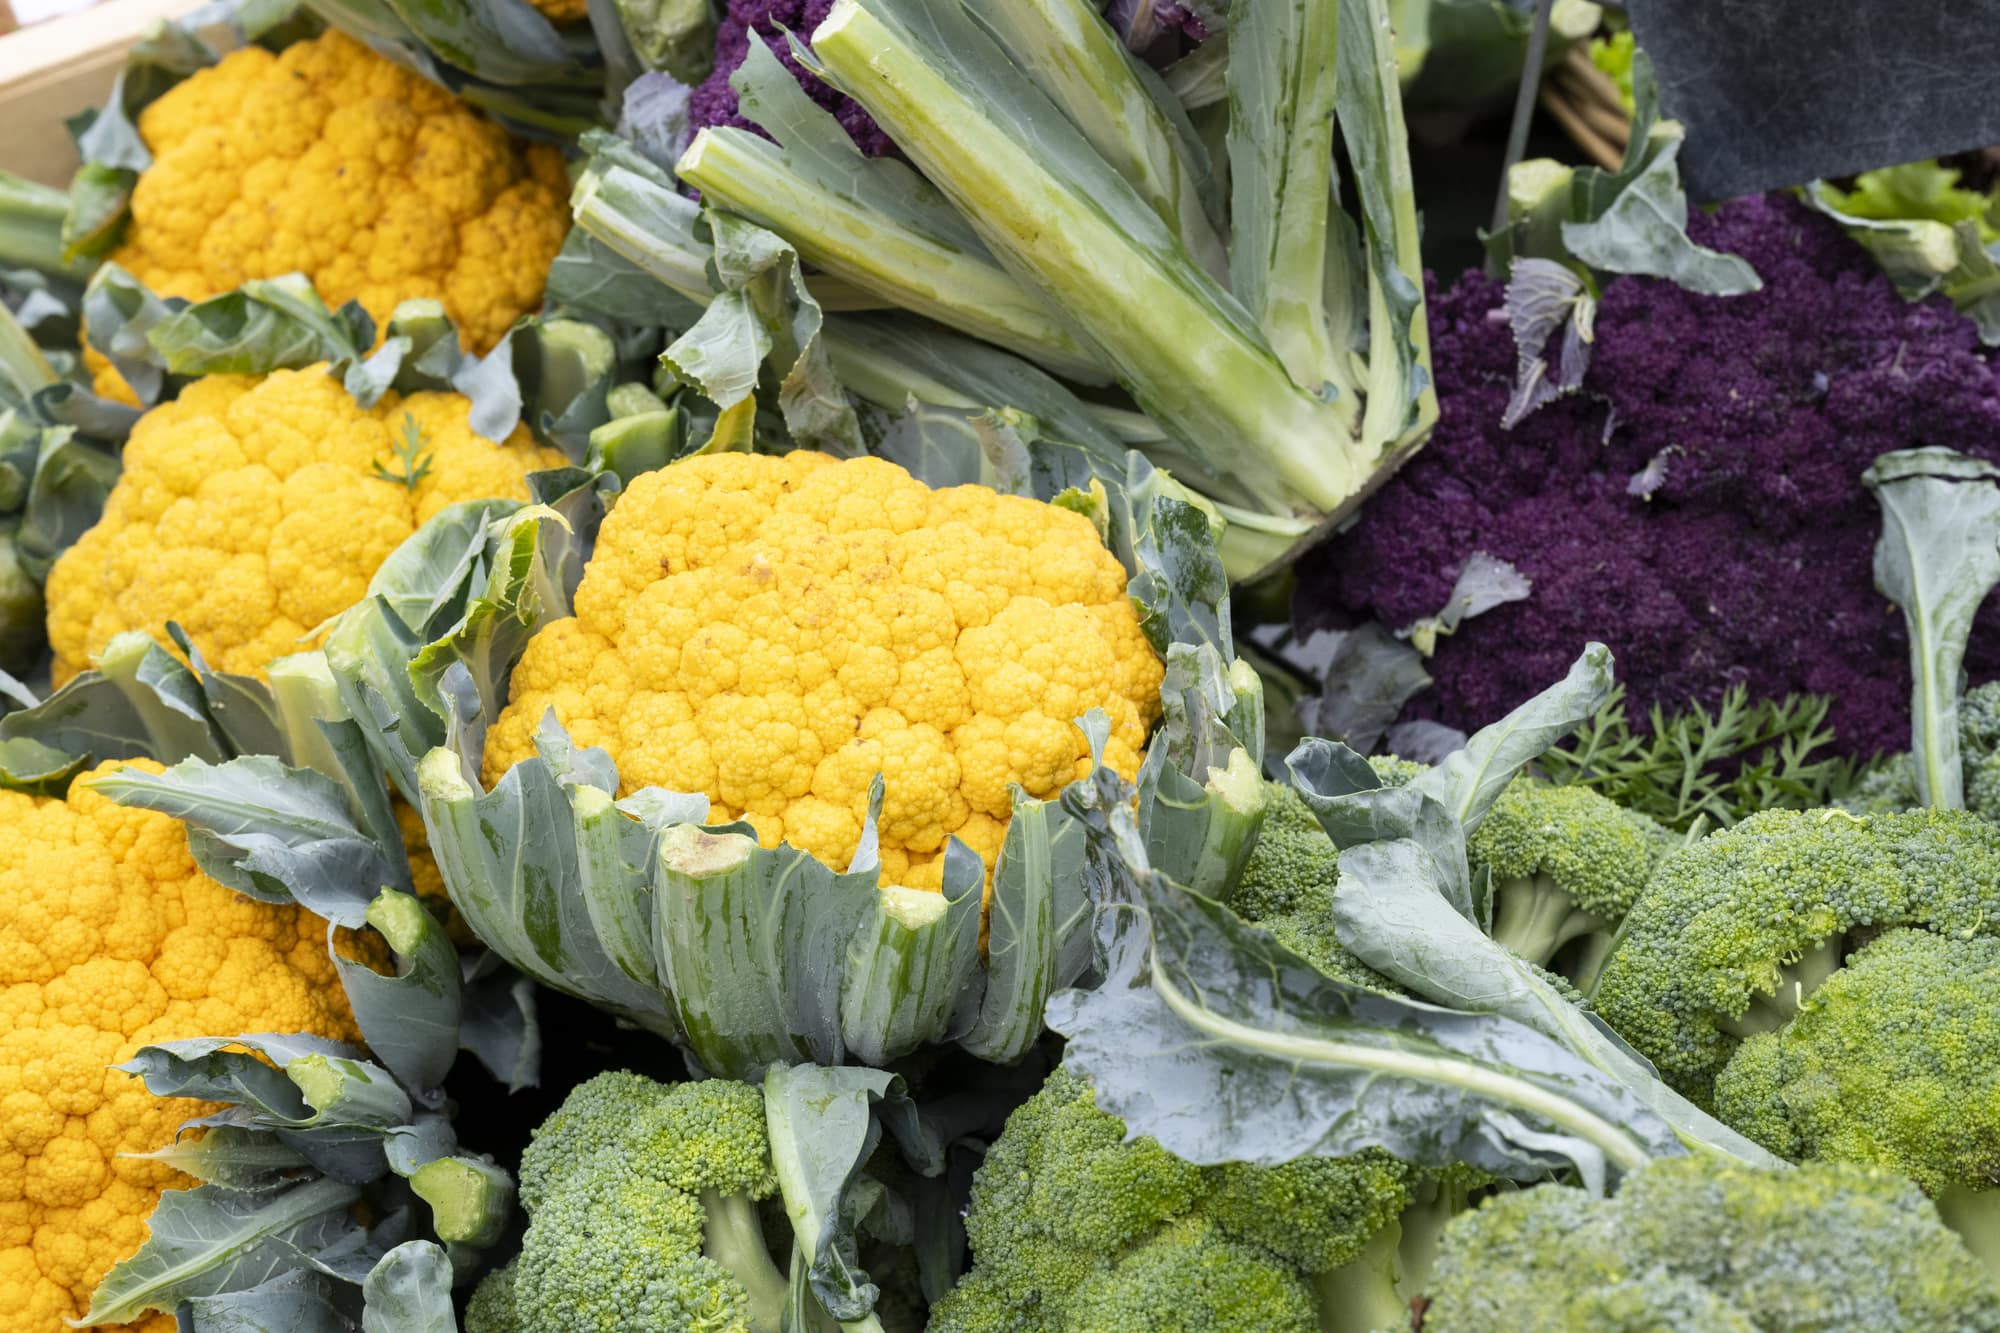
xmin=484 ymin=452 xmax=1164 ymax=889
xmin=94 ymin=30 xmax=568 ymax=399
xmin=46 ymin=367 xmax=566 ymax=683
xmin=0 ymin=763 xmax=365 ymax=1333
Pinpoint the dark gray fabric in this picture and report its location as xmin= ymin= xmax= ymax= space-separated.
xmin=1627 ymin=0 xmax=2000 ymax=201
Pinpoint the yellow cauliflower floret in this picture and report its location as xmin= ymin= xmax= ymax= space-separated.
xmin=483 ymin=452 xmax=1164 ymax=892
xmin=94 ymin=30 xmax=569 ymax=401
xmin=45 ymin=366 xmax=566 ymax=684
xmin=0 ymin=761 xmax=367 ymax=1333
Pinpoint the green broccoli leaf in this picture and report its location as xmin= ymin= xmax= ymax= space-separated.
xmin=79 ymin=1177 xmax=365 ymax=1326
xmin=1047 ymin=784 xmax=1682 ymax=1192
xmin=1864 ymin=447 xmax=2000 ymax=809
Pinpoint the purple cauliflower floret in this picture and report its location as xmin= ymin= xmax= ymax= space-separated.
xmin=690 ymin=0 xmax=896 ymax=157
xmin=1299 ymin=193 xmax=2000 ymax=758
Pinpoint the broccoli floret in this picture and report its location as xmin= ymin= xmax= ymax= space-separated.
xmin=465 ymin=1262 xmax=521 ymax=1333
xmin=1842 ymin=680 xmax=2000 ymax=818
xmin=1421 ymin=1156 xmax=2000 ymax=1331
xmin=481 ymin=1071 xmax=788 ymax=1333
xmin=1230 ymin=779 xmax=1402 ymax=991
xmin=1471 ymin=781 xmax=1672 ymax=988
xmin=927 ymin=1067 xmax=1481 ymax=1333
xmin=1232 ymin=781 xmax=1341 ymax=924
xmin=1714 ymin=928 xmax=2000 ymax=1270
xmin=1962 ymin=682 xmax=2000 ymax=815
xmin=1594 ymin=807 xmax=2000 ymax=1103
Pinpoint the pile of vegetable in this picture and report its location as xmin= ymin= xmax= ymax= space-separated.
xmin=2 ymin=0 xmax=1999 ymax=1328
xmin=1301 ymin=192 xmax=2000 ymax=759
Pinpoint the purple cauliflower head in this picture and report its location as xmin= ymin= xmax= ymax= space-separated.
xmin=690 ymin=0 xmax=896 ymax=157
xmin=1299 ymin=193 xmax=2000 ymax=758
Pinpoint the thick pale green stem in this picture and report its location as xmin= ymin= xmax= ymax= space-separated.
xmin=1226 ymin=0 xmax=1351 ymax=398
xmin=811 ymin=0 xmax=1356 ymax=518
xmin=1490 ymin=875 xmax=1600 ymax=968
xmin=1936 ymin=1184 xmax=2000 ymax=1277
xmin=1863 ymin=449 xmax=2000 ymax=810
xmin=0 ymin=170 xmax=94 ymax=281
xmin=703 ymin=1189 xmax=789 ymax=1332
xmin=1149 ymin=938 xmax=1660 ymax=1175
xmin=411 ymin=1156 xmax=515 ymax=1247
xmin=1718 ymin=937 xmax=1845 ymax=1040
xmin=678 ymin=128 xmax=1100 ymax=379
xmin=978 ymin=0 xmax=1227 ymax=277
xmin=839 ymin=881 xmax=978 ymax=1064
xmin=0 ymin=300 xmax=56 ymax=406
xmin=1311 ymin=1220 xmax=1412 ymax=1333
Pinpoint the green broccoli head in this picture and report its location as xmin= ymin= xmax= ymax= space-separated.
xmin=1472 ymin=781 xmax=1671 ymax=983
xmin=1202 ymin=1150 xmax=1417 ymax=1274
xmin=928 ymin=1066 xmax=1473 ymax=1333
xmin=465 ymin=1262 xmax=521 ymax=1333
xmin=1421 ymin=1156 xmax=2000 ymax=1331
xmin=1059 ymin=1216 xmax=1318 ymax=1332
xmin=1961 ymin=681 xmax=2000 ymax=816
xmin=1843 ymin=680 xmax=2000 ymax=818
xmin=489 ymin=1071 xmax=787 ymax=1333
xmin=1594 ymin=807 xmax=2000 ymax=1102
xmin=1230 ymin=780 xmax=1398 ymax=992
xmin=1715 ymin=928 xmax=2000 ymax=1200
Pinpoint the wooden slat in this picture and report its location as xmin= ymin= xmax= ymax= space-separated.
xmin=0 ymin=0 xmax=213 ymax=185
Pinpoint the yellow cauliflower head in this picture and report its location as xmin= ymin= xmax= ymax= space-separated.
xmin=45 ymin=366 xmax=567 ymax=683
xmin=0 ymin=762 xmax=367 ymax=1333
xmin=483 ymin=452 xmax=1164 ymax=890
xmin=95 ymin=29 xmax=569 ymax=400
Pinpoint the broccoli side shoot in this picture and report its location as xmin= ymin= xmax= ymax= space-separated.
xmin=1715 ymin=928 xmax=2000 ymax=1272
xmin=1227 ymin=763 xmax=1424 ymax=991
xmin=1844 ymin=679 xmax=2000 ymax=818
xmin=465 ymin=1263 xmax=521 ymax=1333
xmin=1594 ymin=806 xmax=2000 ymax=1103
xmin=926 ymin=1066 xmax=1482 ymax=1333
xmin=466 ymin=1070 xmax=787 ymax=1333
xmin=1470 ymin=780 xmax=1672 ymax=988
xmin=1419 ymin=1156 xmax=2000 ymax=1331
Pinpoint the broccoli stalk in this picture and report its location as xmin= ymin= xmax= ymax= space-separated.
xmin=1311 ymin=1169 xmax=1482 ymax=1332
xmin=1713 ymin=935 xmax=1845 ymax=1040
xmin=1936 ymin=1185 xmax=2000 ymax=1276
xmin=699 ymin=1187 xmax=789 ymax=1329
xmin=1470 ymin=782 xmax=1669 ymax=986
xmin=1488 ymin=872 xmax=1613 ymax=973
xmin=1309 ymin=1223 xmax=1412 ymax=1332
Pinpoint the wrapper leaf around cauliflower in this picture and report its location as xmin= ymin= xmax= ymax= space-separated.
xmin=0 ymin=762 xmax=370 ymax=1333
xmin=483 ymin=451 xmax=1165 ymax=892
xmin=46 ymin=366 xmax=566 ymax=683
xmin=92 ymin=30 xmax=570 ymax=401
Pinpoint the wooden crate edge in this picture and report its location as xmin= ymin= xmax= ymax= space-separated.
xmin=0 ymin=0 xmax=212 ymax=185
